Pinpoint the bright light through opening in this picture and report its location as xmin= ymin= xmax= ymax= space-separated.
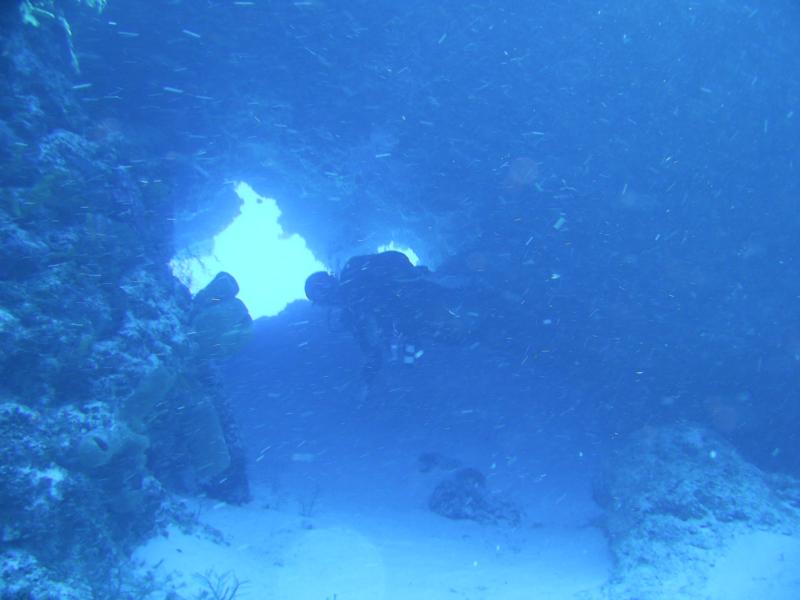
xmin=376 ymin=241 xmax=420 ymax=265
xmin=170 ymin=182 xmax=325 ymax=318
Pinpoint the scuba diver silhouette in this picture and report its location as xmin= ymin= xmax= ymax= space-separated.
xmin=305 ymin=251 xmax=478 ymax=381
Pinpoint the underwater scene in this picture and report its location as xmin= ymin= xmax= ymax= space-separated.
xmin=2 ymin=0 xmax=800 ymax=598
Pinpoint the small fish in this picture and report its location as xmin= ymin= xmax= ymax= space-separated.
xmin=92 ymin=436 xmax=109 ymax=451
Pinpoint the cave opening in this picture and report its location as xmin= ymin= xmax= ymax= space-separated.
xmin=170 ymin=181 xmax=325 ymax=318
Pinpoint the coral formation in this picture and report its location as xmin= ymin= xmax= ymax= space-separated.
xmin=593 ymin=424 xmax=800 ymax=599
xmin=428 ymin=467 xmax=521 ymax=526
xmin=0 ymin=5 xmax=251 ymax=595
xmin=191 ymin=271 xmax=253 ymax=359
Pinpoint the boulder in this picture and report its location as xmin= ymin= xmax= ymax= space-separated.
xmin=593 ymin=424 xmax=800 ymax=599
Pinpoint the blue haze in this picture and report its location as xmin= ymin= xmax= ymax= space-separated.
xmin=58 ymin=0 xmax=800 ymax=582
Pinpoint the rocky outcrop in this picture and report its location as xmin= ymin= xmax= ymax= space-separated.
xmin=593 ymin=424 xmax=800 ymax=599
xmin=428 ymin=467 xmax=521 ymax=526
xmin=0 ymin=4 xmax=251 ymax=596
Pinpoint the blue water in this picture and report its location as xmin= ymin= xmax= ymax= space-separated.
xmin=9 ymin=0 xmax=800 ymax=597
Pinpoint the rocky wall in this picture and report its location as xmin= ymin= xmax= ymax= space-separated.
xmin=0 ymin=3 xmax=250 ymax=597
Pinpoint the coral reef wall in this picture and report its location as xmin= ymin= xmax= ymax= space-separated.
xmin=0 ymin=3 xmax=249 ymax=596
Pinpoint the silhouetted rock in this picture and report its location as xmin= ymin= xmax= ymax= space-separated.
xmin=429 ymin=467 xmax=520 ymax=526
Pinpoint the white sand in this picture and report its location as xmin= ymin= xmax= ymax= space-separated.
xmin=136 ymin=489 xmax=800 ymax=599
xmin=135 ymin=487 xmax=610 ymax=599
xmin=703 ymin=530 xmax=800 ymax=600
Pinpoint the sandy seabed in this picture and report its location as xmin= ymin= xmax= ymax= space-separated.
xmin=136 ymin=485 xmax=610 ymax=600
